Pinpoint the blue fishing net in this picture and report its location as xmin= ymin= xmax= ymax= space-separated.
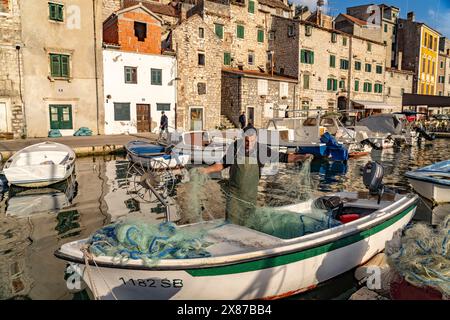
xmin=73 ymin=127 xmax=93 ymax=136
xmin=87 ymin=220 xmax=213 ymax=266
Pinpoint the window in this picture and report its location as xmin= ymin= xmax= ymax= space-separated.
xmin=363 ymin=82 xmax=372 ymax=92
xmin=124 ymin=66 xmax=137 ymax=84
xmin=258 ymin=79 xmax=268 ymax=95
xmin=151 ymin=69 xmax=162 ymax=85
xmin=384 ymin=24 xmax=388 ymax=32
xmin=237 ymin=25 xmax=245 ymax=39
xmin=300 ymin=49 xmax=314 ymax=64
xmin=340 ymin=59 xmax=349 ymax=70
xmin=156 ymin=103 xmax=171 ymax=111
xmin=49 ymin=2 xmax=64 ymax=22
xmin=355 ymin=61 xmax=361 ymax=71
xmin=329 ymin=55 xmax=336 ymax=68
xmin=422 ymin=58 xmax=426 ymax=73
xmin=199 ymin=27 xmax=204 ymax=38
xmin=342 ymin=37 xmax=347 ymax=46
xmin=440 ymin=61 xmax=444 ymax=69
xmin=50 ymin=54 xmax=70 ymax=78
xmin=215 ymin=24 xmax=223 ymax=39
xmin=327 ymin=78 xmax=337 ymax=91
xmin=198 ymin=53 xmax=205 ymax=66
xmin=432 ymin=61 xmax=435 ymax=75
xmin=248 ymin=0 xmax=255 ymax=13
xmin=354 ymin=80 xmax=360 ymax=91
xmin=268 ymin=31 xmax=275 ymax=40
xmin=113 ymin=103 xmax=131 ymax=121
xmin=288 ymin=25 xmax=295 ymax=37
xmin=374 ymin=83 xmax=383 ymax=93
xmin=367 ymin=42 xmax=372 ymax=52
xmin=305 ymin=25 xmax=312 ymax=36
xmin=376 ymin=65 xmax=383 ymax=74
xmin=224 ymin=52 xmax=231 ymax=65
xmin=197 ymin=83 xmax=206 ymax=95
xmin=331 ymin=33 xmax=337 ymax=43
xmin=257 ymin=29 xmax=264 ymax=43
xmin=365 ymin=63 xmax=372 ymax=72
xmin=303 ymin=74 xmax=310 ymax=89
xmin=248 ymin=52 xmax=255 ymax=65
xmin=134 ymin=22 xmax=147 ymax=42
xmin=49 ymin=105 xmax=72 ymax=129
xmin=387 ymin=87 xmax=391 ymax=95
xmin=339 ymin=79 xmax=345 ymax=89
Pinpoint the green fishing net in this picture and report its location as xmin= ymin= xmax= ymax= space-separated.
xmin=386 ymin=216 xmax=450 ymax=298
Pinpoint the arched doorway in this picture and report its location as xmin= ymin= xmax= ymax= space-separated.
xmin=337 ymin=96 xmax=347 ymax=111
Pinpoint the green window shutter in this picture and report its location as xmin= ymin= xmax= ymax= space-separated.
xmin=343 ymin=37 xmax=347 ymax=46
xmin=363 ymin=83 xmax=367 ymax=92
xmin=333 ymin=79 xmax=337 ymax=91
xmin=60 ymin=55 xmax=69 ymax=77
xmin=368 ymin=83 xmax=372 ymax=92
xmin=151 ymin=69 xmax=162 ymax=85
xmin=215 ymin=24 xmax=223 ymax=39
xmin=248 ymin=0 xmax=255 ymax=13
xmin=355 ymin=80 xmax=359 ymax=91
xmin=376 ymin=65 xmax=383 ymax=74
xmin=339 ymin=80 xmax=344 ymax=89
xmin=237 ymin=25 xmax=245 ymax=39
xmin=303 ymin=74 xmax=310 ymax=89
xmin=224 ymin=52 xmax=231 ymax=65
xmin=311 ymin=51 xmax=314 ymax=64
xmin=327 ymin=79 xmax=331 ymax=91
xmin=49 ymin=3 xmax=64 ymax=21
xmin=57 ymin=4 xmax=64 ymax=21
xmin=384 ymin=24 xmax=387 ymax=32
xmin=49 ymin=105 xmax=72 ymax=129
xmin=330 ymin=55 xmax=335 ymax=67
xmin=50 ymin=54 xmax=61 ymax=77
xmin=257 ymin=29 xmax=264 ymax=43
xmin=300 ymin=50 xmax=305 ymax=63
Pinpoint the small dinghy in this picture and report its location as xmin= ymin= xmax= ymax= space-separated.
xmin=55 ymin=162 xmax=419 ymax=300
xmin=405 ymin=160 xmax=450 ymax=203
xmin=2 ymin=142 xmax=75 ymax=188
xmin=125 ymin=141 xmax=190 ymax=168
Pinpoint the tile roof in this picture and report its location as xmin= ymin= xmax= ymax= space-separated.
xmin=258 ymin=0 xmax=290 ymax=11
xmin=123 ymin=0 xmax=179 ymax=18
xmin=339 ymin=13 xmax=368 ymax=26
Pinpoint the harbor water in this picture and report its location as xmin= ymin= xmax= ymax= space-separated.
xmin=0 ymin=139 xmax=448 ymax=300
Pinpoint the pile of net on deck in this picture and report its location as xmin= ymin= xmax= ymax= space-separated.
xmin=87 ymin=220 xmax=215 ymax=266
xmin=386 ymin=216 xmax=450 ymax=298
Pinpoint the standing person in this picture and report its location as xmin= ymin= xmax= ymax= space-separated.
xmin=239 ymin=111 xmax=246 ymax=129
xmin=159 ymin=111 xmax=169 ymax=140
xmin=285 ymin=106 xmax=290 ymax=118
xmin=199 ymin=125 xmax=312 ymax=226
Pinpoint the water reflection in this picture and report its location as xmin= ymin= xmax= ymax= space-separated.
xmin=0 ymin=139 xmax=448 ymax=300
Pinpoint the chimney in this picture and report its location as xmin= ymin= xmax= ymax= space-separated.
xmin=398 ymin=51 xmax=403 ymax=70
xmin=407 ymin=12 xmax=415 ymax=22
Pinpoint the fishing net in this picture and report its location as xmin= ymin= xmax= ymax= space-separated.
xmin=87 ymin=219 xmax=217 ymax=266
xmin=386 ymin=216 xmax=450 ymax=298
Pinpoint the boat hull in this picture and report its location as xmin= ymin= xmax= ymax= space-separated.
xmin=4 ymin=163 xmax=75 ymax=188
xmin=60 ymin=203 xmax=417 ymax=300
xmin=407 ymin=177 xmax=450 ymax=203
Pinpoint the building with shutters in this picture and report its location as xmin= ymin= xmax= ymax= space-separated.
xmin=102 ymin=3 xmax=176 ymax=134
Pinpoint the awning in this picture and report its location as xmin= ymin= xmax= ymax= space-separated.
xmin=352 ymin=100 xmax=396 ymax=110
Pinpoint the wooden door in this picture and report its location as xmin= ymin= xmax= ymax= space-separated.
xmin=136 ymin=104 xmax=151 ymax=132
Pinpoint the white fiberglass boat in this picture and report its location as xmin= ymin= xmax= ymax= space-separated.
xmin=2 ymin=142 xmax=76 ymax=188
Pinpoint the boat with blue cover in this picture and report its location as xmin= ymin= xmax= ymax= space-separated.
xmin=405 ymin=160 xmax=450 ymax=203
xmin=125 ymin=140 xmax=190 ymax=168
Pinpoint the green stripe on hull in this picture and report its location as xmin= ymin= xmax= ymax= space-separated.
xmin=186 ymin=205 xmax=415 ymax=277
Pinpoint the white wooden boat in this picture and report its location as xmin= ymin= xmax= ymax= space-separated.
xmin=405 ymin=160 xmax=450 ymax=203
xmin=2 ymin=142 xmax=76 ymax=188
xmin=125 ymin=141 xmax=190 ymax=169
xmin=55 ymin=191 xmax=418 ymax=300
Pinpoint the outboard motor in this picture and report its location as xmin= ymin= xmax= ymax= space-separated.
xmin=313 ymin=196 xmax=343 ymax=218
xmin=362 ymin=161 xmax=385 ymax=204
xmin=360 ymin=139 xmax=382 ymax=150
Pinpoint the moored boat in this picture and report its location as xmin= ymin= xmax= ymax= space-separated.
xmin=125 ymin=140 xmax=190 ymax=168
xmin=405 ymin=160 xmax=450 ymax=203
xmin=2 ymin=142 xmax=76 ymax=188
xmin=55 ymin=162 xmax=419 ymax=300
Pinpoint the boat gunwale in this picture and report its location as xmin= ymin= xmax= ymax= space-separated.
xmin=405 ymin=172 xmax=450 ymax=186
xmin=54 ymin=194 xmax=418 ymax=271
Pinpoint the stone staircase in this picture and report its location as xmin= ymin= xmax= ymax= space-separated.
xmin=220 ymin=114 xmax=236 ymax=129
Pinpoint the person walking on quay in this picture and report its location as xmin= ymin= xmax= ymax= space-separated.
xmin=239 ymin=111 xmax=246 ymax=129
xmin=159 ymin=111 xmax=169 ymax=140
xmin=285 ymin=106 xmax=290 ymax=118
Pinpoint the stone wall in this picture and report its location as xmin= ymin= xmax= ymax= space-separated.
xmin=0 ymin=0 xmax=24 ymax=138
xmin=221 ymin=70 xmax=297 ymax=128
xmin=102 ymin=0 xmax=122 ymax=21
xmin=269 ymin=15 xmax=298 ymax=78
xmin=385 ymin=68 xmax=413 ymax=112
xmin=172 ymin=14 xmax=223 ymax=130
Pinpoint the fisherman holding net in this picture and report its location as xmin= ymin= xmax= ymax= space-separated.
xmin=200 ymin=124 xmax=312 ymax=226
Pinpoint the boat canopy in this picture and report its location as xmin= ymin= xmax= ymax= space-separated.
xmin=356 ymin=114 xmax=404 ymax=135
xmin=352 ymin=100 xmax=396 ymax=110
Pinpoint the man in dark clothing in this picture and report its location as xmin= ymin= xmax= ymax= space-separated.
xmin=159 ymin=111 xmax=169 ymax=140
xmin=239 ymin=111 xmax=246 ymax=128
xmin=285 ymin=106 xmax=290 ymax=118
xmin=200 ymin=125 xmax=312 ymax=225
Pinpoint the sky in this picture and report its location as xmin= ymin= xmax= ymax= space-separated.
xmin=292 ymin=0 xmax=450 ymax=38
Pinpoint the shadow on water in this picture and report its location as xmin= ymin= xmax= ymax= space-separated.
xmin=0 ymin=139 xmax=448 ymax=299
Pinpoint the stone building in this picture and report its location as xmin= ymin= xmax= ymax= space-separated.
xmin=170 ymin=14 xmax=223 ymax=130
xmin=397 ymin=12 xmax=440 ymax=95
xmin=385 ymin=67 xmax=413 ymax=111
xmin=438 ymin=37 xmax=450 ymax=97
xmin=0 ymin=0 xmax=25 ymax=138
xmin=20 ymin=0 xmax=105 ymax=137
xmin=221 ymin=68 xmax=297 ymax=128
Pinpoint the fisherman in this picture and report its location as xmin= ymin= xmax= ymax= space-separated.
xmin=200 ymin=125 xmax=312 ymax=226
xmin=239 ymin=111 xmax=246 ymax=129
